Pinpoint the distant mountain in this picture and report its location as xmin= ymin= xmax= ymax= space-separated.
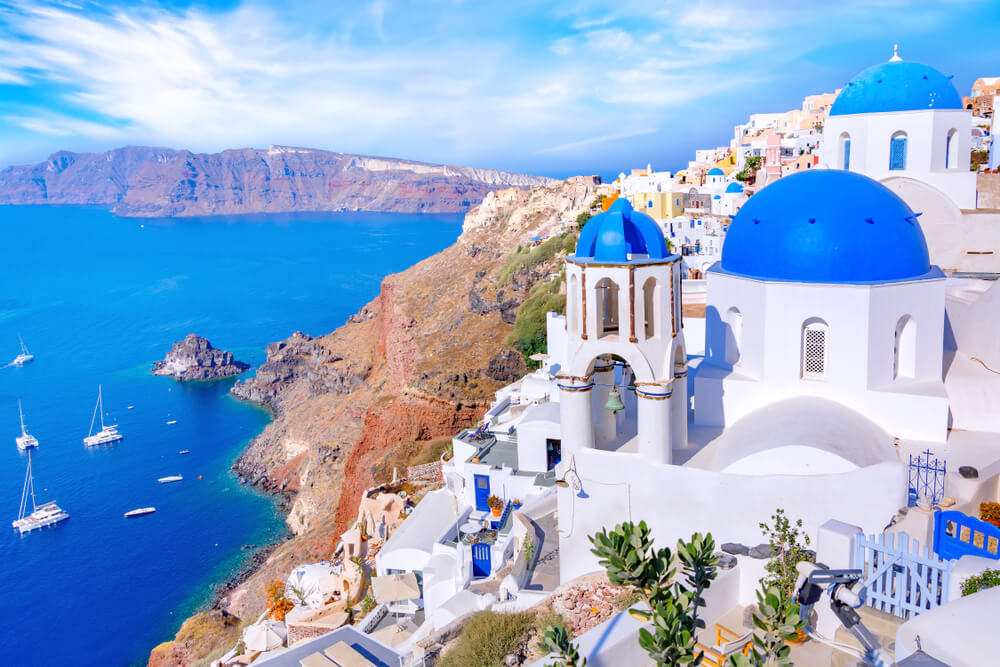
xmin=0 ymin=145 xmax=555 ymax=217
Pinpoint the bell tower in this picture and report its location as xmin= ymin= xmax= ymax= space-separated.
xmin=557 ymin=199 xmax=687 ymax=466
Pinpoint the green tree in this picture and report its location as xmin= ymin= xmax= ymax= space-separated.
xmin=759 ymin=509 xmax=813 ymax=601
xmin=576 ymin=211 xmax=593 ymax=228
xmin=736 ymin=156 xmax=763 ymax=182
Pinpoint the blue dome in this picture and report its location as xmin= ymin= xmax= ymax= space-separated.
xmin=713 ymin=195 xmax=721 ymax=199
xmin=574 ymin=198 xmax=669 ymax=263
xmin=725 ymin=182 xmax=744 ymax=194
xmin=707 ymin=167 xmax=724 ymax=176
xmin=830 ymin=60 xmax=963 ymax=116
xmin=720 ymin=170 xmax=931 ymax=283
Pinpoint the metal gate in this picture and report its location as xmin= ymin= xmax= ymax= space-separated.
xmin=933 ymin=510 xmax=1000 ymax=561
xmin=853 ymin=531 xmax=953 ymax=619
xmin=908 ymin=449 xmax=946 ymax=507
xmin=472 ymin=542 xmax=491 ymax=578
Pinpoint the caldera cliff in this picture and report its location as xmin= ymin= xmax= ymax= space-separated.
xmin=147 ymin=176 xmax=599 ymax=666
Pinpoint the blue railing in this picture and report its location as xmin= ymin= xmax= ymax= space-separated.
xmin=491 ymin=501 xmax=512 ymax=531
xmin=908 ymin=449 xmax=946 ymax=507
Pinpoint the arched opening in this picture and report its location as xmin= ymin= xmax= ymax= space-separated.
xmin=801 ymin=318 xmax=828 ymax=380
xmin=725 ymin=307 xmax=743 ymax=365
xmin=889 ymin=131 xmax=908 ymax=171
xmin=567 ymin=273 xmax=579 ymax=335
xmin=894 ymin=315 xmax=917 ymax=379
xmin=945 ymin=129 xmax=958 ymax=169
xmin=839 ymin=132 xmax=851 ymax=170
xmin=642 ymin=277 xmax=658 ymax=339
xmin=595 ymin=278 xmax=620 ymax=339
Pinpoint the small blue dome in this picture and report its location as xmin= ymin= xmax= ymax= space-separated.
xmin=707 ymin=167 xmax=724 ymax=176
xmin=713 ymin=195 xmax=721 ymax=199
xmin=575 ymin=198 xmax=669 ymax=263
xmin=830 ymin=60 xmax=962 ymax=116
xmin=720 ymin=170 xmax=931 ymax=283
xmin=725 ymin=182 xmax=744 ymax=194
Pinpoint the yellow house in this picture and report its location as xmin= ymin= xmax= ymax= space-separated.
xmin=630 ymin=191 xmax=685 ymax=219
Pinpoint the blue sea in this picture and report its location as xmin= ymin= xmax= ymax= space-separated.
xmin=0 ymin=205 xmax=462 ymax=666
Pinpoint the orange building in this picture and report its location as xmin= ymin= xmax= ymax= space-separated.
xmin=964 ymin=77 xmax=1000 ymax=118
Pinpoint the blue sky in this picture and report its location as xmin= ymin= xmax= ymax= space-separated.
xmin=0 ymin=0 xmax=998 ymax=178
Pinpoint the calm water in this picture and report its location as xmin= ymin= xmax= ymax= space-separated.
xmin=0 ymin=205 xmax=462 ymax=666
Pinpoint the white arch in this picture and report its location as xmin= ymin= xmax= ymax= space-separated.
xmin=642 ymin=276 xmax=659 ymax=340
xmin=594 ymin=277 xmax=620 ymax=340
xmin=894 ymin=315 xmax=917 ymax=380
xmin=565 ymin=346 xmax=656 ymax=384
xmin=725 ymin=307 xmax=743 ymax=366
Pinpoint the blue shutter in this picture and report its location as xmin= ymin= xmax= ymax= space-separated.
xmin=890 ymin=137 xmax=907 ymax=170
xmin=843 ymin=139 xmax=851 ymax=170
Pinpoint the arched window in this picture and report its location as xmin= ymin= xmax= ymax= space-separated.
xmin=567 ymin=273 xmax=579 ymax=335
xmin=894 ymin=315 xmax=917 ymax=379
xmin=595 ymin=277 xmax=620 ymax=339
xmin=642 ymin=277 xmax=658 ymax=339
xmin=839 ymin=132 xmax=851 ymax=170
xmin=945 ymin=129 xmax=958 ymax=169
xmin=725 ymin=307 xmax=742 ymax=365
xmin=889 ymin=131 xmax=908 ymax=171
xmin=801 ymin=319 xmax=828 ymax=379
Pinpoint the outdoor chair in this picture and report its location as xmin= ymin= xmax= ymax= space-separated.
xmin=696 ymin=624 xmax=753 ymax=667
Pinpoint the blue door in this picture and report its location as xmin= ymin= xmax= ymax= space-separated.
xmin=472 ymin=542 xmax=492 ymax=577
xmin=474 ymin=474 xmax=490 ymax=511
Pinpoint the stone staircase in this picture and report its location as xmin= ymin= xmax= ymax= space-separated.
xmin=830 ymin=604 xmax=903 ymax=667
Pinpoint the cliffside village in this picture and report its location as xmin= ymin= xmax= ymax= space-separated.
xmin=212 ymin=52 xmax=1000 ymax=667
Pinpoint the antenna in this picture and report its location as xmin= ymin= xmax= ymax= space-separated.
xmin=890 ymin=44 xmax=902 ymax=62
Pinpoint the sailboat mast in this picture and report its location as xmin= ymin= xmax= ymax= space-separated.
xmin=18 ymin=335 xmax=28 ymax=355
xmin=88 ymin=386 xmax=100 ymax=436
xmin=98 ymin=384 xmax=106 ymax=430
xmin=18 ymin=399 xmax=27 ymax=436
xmin=28 ymin=451 xmax=37 ymax=512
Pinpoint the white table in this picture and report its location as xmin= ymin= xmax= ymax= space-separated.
xmin=460 ymin=521 xmax=482 ymax=535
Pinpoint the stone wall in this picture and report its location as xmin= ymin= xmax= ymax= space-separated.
xmin=978 ymin=173 xmax=1000 ymax=210
xmin=406 ymin=461 xmax=442 ymax=484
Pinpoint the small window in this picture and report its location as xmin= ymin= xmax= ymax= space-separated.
xmin=801 ymin=321 xmax=828 ymax=379
xmin=894 ymin=315 xmax=917 ymax=379
xmin=840 ymin=133 xmax=851 ymax=170
xmin=889 ymin=132 xmax=907 ymax=171
xmin=946 ymin=129 xmax=958 ymax=169
xmin=725 ymin=307 xmax=742 ymax=365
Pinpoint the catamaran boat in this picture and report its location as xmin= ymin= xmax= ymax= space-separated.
xmin=83 ymin=384 xmax=123 ymax=447
xmin=157 ymin=475 xmax=183 ymax=483
xmin=124 ymin=507 xmax=156 ymax=518
xmin=12 ymin=450 xmax=69 ymax=535
xmin=11 ymin=336 xmax=33 ymax=367
xmin=15 ymin=400 xmax=38 ymax=451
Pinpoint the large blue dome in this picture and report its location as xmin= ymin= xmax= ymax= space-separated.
xmin=830 ymin=60 xmax=963 ymax=116
xmin=720 ymin=170 xmax=932 ymax=283
xmin=575 ymin=198 xmax=669 ymax=263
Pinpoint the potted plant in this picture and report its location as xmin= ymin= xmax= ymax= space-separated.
xmin=513 ymin=497 xmax=523 ymax=509
xmin=980 ymin=502 xmax=1000 ymax=528
xmin=487 ymin=494 xmax=504 ymax=517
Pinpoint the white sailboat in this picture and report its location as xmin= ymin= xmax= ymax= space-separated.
xmin=15 ymin=400 xmax=38 ymax=451
xmin=83 ymin=384 xmax=123 ymax=447
xmin=12 ymin=450 xmax=69 ymax=534
xmin=12 ymin=336 xmax=33 ymax=366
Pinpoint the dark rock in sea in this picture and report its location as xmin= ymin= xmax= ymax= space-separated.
xmin=153 ymin=334 xmax=250 ymax=381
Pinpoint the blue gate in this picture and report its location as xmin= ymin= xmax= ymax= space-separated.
xmin=908 ymin=449 xmax=946 ymax=507
xmin=933 ymin=510 xmax=1000 ymax=561
xmin=472 ymin=542 xmax=491 ymax=578
xmin=474 ymin=474 xmax=490 ymax=512
xmin=854 ymin=530 xmax=952 ymax=620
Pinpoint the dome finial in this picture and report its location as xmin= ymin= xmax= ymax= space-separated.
xmin=889 ymin=44 xmax=901 ymax=62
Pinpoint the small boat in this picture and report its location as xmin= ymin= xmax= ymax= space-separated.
xmin=83 ymin=384 xmax=123 ymax=447
xmin=157 ymin=475 xmax=183 ymax=483
xmin=179 ymin=450 xmax=190 ymax=455
xmin=11 ymin=336 xmax=33 ymax=367
xmin=166 ymin=420 xmax=177 ymax=425
xmin=15 ymin=400 xmax=38 ymax=451
xmin=124 ymin=507 xmax=156 ymax=518
xmin=127 ymin=405 xmax=135 ymax=410
xmin=12 ymin=451 xmax=68 ymax=534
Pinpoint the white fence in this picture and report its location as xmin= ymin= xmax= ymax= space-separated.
xmin=853 ymin=531 xmax=954 ymax=619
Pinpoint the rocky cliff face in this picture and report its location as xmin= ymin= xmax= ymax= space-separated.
xmin=152 ymin=334 xmax=250 ymax=381
xmin=149 ymin=176 xmax=598 ymax=664
xmin=0 ymin=145 xmax=554 ymax=216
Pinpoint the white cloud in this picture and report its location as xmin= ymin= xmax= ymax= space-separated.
xmin=538 ymin=127 xmax=659 ymax=154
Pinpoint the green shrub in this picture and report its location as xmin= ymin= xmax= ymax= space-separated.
xmin=961 ymin=568 xmax=1000 ymax=596
xmin=506 ymin=277 xmax=565 ymax=367
xmin=496 ymin=235 xmax=564 ymax=288
xmin=437 ymin=610 xmax=536 ymax=667
xmin=562 ymin=232 xmax=579 ymax=254
xmin=575 ymin=211 xmax=592 ymax=228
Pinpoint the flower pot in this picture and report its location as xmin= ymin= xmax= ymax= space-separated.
xmin=490 ymin=506 xmax=502 ymax=517
xmin=787 ymin=628 xmax=809 ymax=645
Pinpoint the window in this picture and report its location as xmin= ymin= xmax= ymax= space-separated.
xmin=801 ymin=320 xmax=828 ymax=379
xmin=643 ymin=277 xmax=658 ymax=339
xmin=946 ymin=129 xmax=958 ymax=169
xmin=894 ymin=315 xmax=917 ymax=379
xmin=725 ymin=307 xmax=742 ymax=365
xmin=567 ymin=273 xmax=579 ymax=335
xmin=595 ymin=277 xmax=620 ymax=339
xmin=889 ymin=132 xmax=907 ymax=170
xmin=840 ymin=132 xmax=851 ymax=170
